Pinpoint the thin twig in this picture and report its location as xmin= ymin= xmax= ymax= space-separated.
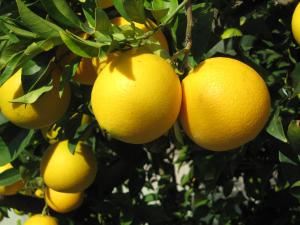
xmin=171 ymin=0 xmax=193 ymax=69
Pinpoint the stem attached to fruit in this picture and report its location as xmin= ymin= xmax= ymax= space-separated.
xmin=41 ymin=201 xmax=49 ymax=216
xmin=171 ymin=0 xmax=193 ymax=68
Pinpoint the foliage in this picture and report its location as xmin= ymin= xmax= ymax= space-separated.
xmin=1 ymin=0 xmax=300 ymax=224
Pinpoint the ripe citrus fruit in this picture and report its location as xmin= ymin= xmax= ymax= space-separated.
xmin=91 ymin=50 xmax=182 ymax=144
xmin=40 ymin=140 xmax=97 ymax=192
xmin=0 ymin=69 xmax=71 ymax=129
xmin=45 ymin=187 xmax=84 ymax=213
xmin=180 ymin=57 xmax=271 ymax=151
xmin=73 ymin=53 xmax=119 ymax=85
xmin=24 ymin=214 xmax=59 ymax=225
xmin=292 ymin=3 xmax=300 ymax=45
xmin=0 ymin=163 xmax=24 ymax=195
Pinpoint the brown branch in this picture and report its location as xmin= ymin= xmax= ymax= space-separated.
xmin=183 ymin=0 xmax=193 ymax=69
xmin=171 ymin=0 xmax=193 ymax=70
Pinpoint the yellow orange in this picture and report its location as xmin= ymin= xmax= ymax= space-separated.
xmin=0 ymin=69 xmax=70 ymax=129
xmin=73 ymin=53 xmax=119 ymax=85
xmin=24 ymin=214 xmax=58 ymax=225
xmin=292 ymin=3 xmax=300 ymax=45
xmin=45 ymin=187 xmax=84 ymax=213
xmin=40 ymin=140 xmax=97 ymax=192
xmin=180 ymin=57 xmax=271 ymax=151
xmin=91 ymin=50 xmax=181 ymax=144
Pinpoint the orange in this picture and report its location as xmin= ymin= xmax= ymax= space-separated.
xmin=40 ymin=140 xmax=97 ymax=192
xmin=0 ymin=69 xmax=70 ymax=129
xmin=73 ymin=53 xmax=119 ymax=85
xmin=24 ymin=214 xmax=59 ymax=225
xmin=45 ymin=187 xmax=84 ymax=213
xmin=180 ymin=57 xmax=271 ymax=151
xmin=292 ymin=3 xmax=300 ymax=45
xmin=91 ymin=50 xmax=181 ymax=144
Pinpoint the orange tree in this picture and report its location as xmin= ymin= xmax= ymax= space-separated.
xmin=1 ymin=0 xmax=300 ymax=224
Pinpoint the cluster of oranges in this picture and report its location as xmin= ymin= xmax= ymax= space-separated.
xmin=1 ymin=1 xmax=300 ymax=224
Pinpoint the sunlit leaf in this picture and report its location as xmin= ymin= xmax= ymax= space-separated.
xmin=0 ymin=168 xmax=22 ymax=186
xmin=40 ymin=0 xmax=83 ymax=28
xmin=266 ymin=109 xmax=288 ymax=143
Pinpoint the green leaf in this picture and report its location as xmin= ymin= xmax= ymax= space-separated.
xmin=22 ymin=59 xmax=43 ymax=77
xmin=40 ymin=0 xmax=83 ymax=28
xmin=68 ymin=123 xmax=90 ymax=154
xmin=82 ymin=4 xmax=95 ymax=28
xmin=144 ymin=193 xmax=158 ymax=203
xmin=266 ymin=109 xmax=287 ymax=143
xmin=59 ymin=61 xmax=80 ymax=97
xmin=0 ymin=138 xmax=11 ymax=166
xmin=221 ymin=28 xmax=242 ymax=40
xmin=0 ymin=168 xmax=22 ymax=186
xmin=0 ymin=52 xmax=23 ymax=86
xmin=95 ymin=8 xmax=112 ymax=34
xmin=144 ymin=0 xmax=169 ymax=22
xmin=8 ymin=130 xmax=35 ymax=161
xmin=180 ymin=167 xmax=193 ymax=186
xmin=113 ymin=0 xmax=130 ymax=21
xmin=145 ymin=0 xmax=178 ymax=23
xmin=291 ymin=181 xmax=300 ymax=200
xmin=240 ymin=35 xmax=256 ymax=51
xmin=60 ymin=31 xmax=101 ymax=58
xmin=0 ymin=43 xmax=25 ymax=71
xmin=287 ymin=120 xmax=300 ymax=152
xmin=21 ymin=57 xmax=55 ymax=93
xmin=124 ymin=0 xmax=146 ymax=23
xmin=0 ymin=38 xmax=61 ymax=86
xmin=173 ymin=121 xmax=184 ymax=145
xmin=193 ymin=198 xmax=209 ymax=208
xmin=279 ymin=150 xmax=298 ymax=166
xmin=290 ymin=63 xmax=300 ymax=96
xmin=2 ymin=20 xmax=39 ymax=39
xmin=10 ymin=84 xmax=53 ymax=104
xmin=24 ymin=38 xmax=61 ymax=55
xmin=16 ymin=0 xmax=62 ymax=38
xmin=0 ymin=113 xmax=8 ymax=125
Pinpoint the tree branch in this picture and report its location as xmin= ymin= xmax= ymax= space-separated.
xmin=171 ymin=0 xmax=193 ymax=69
